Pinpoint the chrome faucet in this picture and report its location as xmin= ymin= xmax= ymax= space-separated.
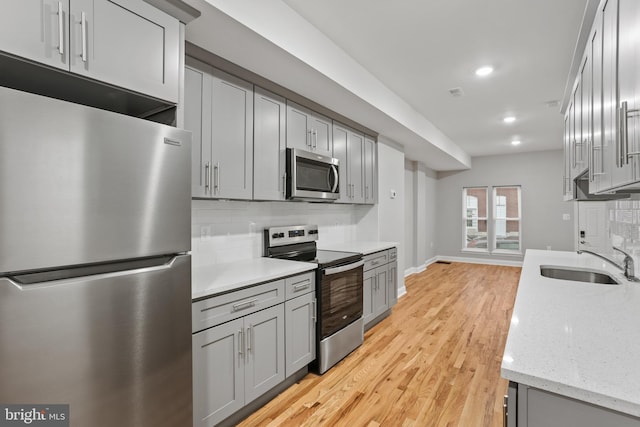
xmin=577 ymin=246 xmax=640 ymax=282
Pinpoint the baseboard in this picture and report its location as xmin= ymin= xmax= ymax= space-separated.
xmin=404 ymin=256 xmax=439 ymax=278
xmin=397 ymin=285 xmax=407 ymax=299
xmin=436 ymin=255 xmax=523 ymax=267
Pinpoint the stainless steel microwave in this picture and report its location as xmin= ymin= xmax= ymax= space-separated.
xmin=286 ymin=148 xmax=339 ymax=201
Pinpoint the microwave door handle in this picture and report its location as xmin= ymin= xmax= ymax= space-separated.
xmin=329 ymin=165 xmax=339 ymax=193
xmin=323 ymin=260 xmax=364 ymax=276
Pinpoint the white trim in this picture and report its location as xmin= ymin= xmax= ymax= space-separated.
xmin=436 ymin=255 xmax=523 ymax=267
xmin=397 ymin=285 xmax=407 ymax=299
xmin=403 ymin=256 xmax=438 ymax=277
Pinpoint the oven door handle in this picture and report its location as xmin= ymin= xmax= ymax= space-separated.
xmin=323 ymin=260 xmax=364 ymax=276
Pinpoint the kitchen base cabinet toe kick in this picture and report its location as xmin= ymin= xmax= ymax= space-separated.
xmin=192 ymin=271 xmax=316 ymax=427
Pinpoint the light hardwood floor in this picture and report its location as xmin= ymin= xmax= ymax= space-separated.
xmin=238 ymin=262 xmax=521 ymax=427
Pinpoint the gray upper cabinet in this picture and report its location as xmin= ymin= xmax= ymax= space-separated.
xmin=364 ymin=136 xmax=376 ymax=204
xmin=333 ymin=123 xmax=364 ymax=204
xmin=185 ymin=60 xmax=254 ymax=200
xmin=0 ymin=0 xmax=179 ymax=103
xmin=590 ymin=14 xmax=609 ymax=194
xmin=254 ymin=87 xmax=286 ymax=201
xmin=0 ymin=0 xmax=69 ymax=71
xmin=286 ymin=101 xmax=333 ymax=157
xmin=211 ymin=68 xmax=254 ymax=199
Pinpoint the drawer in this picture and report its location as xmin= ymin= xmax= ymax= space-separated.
xmin=285 ymin=272 xmax=316 ymax=300
xmin=388 ymin=248 xmax=397 ymax=262
xmin=192 ymin=280 xmax=285 ymax=333
xmin=364 ymin=251 xmax=388 ymax=271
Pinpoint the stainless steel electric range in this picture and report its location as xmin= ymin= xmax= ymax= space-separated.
xmin=264 ymin=225 xmax=364 ymax=374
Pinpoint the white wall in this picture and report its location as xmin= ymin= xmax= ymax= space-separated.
xmin=434 ymin=150 xmax=574 ymax=264
xmin=404 ymin=160 xmax=438 ymax=275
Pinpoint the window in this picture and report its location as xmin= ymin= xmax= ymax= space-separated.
xmin=462 ymin=186 xmax=521 ymax=254
xmin=493 ymin=186 xmax=521 ymax=253
xmin=463 ymin=187 xmax=488 ymax=251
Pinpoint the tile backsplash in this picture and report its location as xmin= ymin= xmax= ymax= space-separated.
xmin=191 ymin=200 xmax=372 ymax=267
xmin=607 ymin=196 xmax=640 ymax=260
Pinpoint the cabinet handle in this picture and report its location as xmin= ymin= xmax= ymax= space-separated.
xmin=621 ymin=102 xmax=629 ymax=165
xmin=282 ymin=172 xmax=286 ymax=197
xmin=312 ymin=298 xmax=316 ymax=323
xmin=80 ymin=11 xmax=87 ymax=62
xmin=232 ymin=298 xmax=257 ymax=312
xmin=293 ymin=282 xmax=310 ymax=292
xmin=572 ymin=139 xmax=577 ymax=168
xmin=214 ymin=162 xmax=220 ymax=193
xmin=589 ymin=138 xmax=594 ymax=182
xmin=307 ymin=130 xmax=312 ymax=148
xmin=238 ymin=329 xmax=244 ymax=357
xmin=246 ymin=325 xmax=252 ymax=353
xmin=503 ymin=395 xmax=508 ymax=427
xmin=204 ymin=162 xmax=211 ymax=194
xmin=57 ymin=2 xmax=64 ymax=55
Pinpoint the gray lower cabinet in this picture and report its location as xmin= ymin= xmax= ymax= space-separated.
xmin=0 ymin=0 xmax=180 ymax=103
xmin=192 ymin=271 xmax=315 ymax=427
xmin=192 ymin=304 xmax=285 ymax=427
xmin=513 ymin=383 xmax=640 ymax=427
xmin=363 ymin=248 xmax=398 ymax=328
xmin=253 ymin=86 xmax=286 ymax=201
xmin=185 ymin=59 xmax=254 ymax=200
xmin=284 ymin=292 xmax=316 ymax=376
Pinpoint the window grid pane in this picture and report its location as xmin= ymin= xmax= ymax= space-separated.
xmin=493 ymin=186 xmax=521 ymax=252
xmin=463 ymin=187 xmax=488 ymax=251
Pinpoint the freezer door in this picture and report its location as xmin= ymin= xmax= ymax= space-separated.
xmin=0 ymin=87 xmax=191 ymax=274
xmin=0 ymin=254 xmax=192 ymax=427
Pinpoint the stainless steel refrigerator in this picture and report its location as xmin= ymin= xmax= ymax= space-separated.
xmin=0 ymin=87 xmax=193 ymax=426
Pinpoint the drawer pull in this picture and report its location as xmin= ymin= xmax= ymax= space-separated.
xmin=293 ymin=282 xmax=311 ymax=291
xmin=232 ymin=298 xmax=257 ymax=312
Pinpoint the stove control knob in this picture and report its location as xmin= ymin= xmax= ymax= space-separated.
xmin=272 ymin=233 xmax=280 ymax=239
xmin=279 ymin=233 xmax=285 ymax=238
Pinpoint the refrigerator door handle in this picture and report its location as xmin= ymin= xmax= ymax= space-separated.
xmin=7 ymin=255 xmax=179 ymax=288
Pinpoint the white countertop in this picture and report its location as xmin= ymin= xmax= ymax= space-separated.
xmin=502 ymin=249 xmax=640 ymax=417
xmin=192 ymin=258 xmax=316 ymax=301
xmin=318 ymin=241 xmax=397 ymax=255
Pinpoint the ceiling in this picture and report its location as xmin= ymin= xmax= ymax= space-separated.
xmin=184 ymin=0 xmax=591 ymax=169
xmin=280 ymin=0 xmax=588 ymax=158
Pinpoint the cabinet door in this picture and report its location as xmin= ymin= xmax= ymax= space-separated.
xmin=69 ymin=0 xmax=179 ymax=103
xmin=0 ymin=0 xmax=69 ymax=70
xmin=581 ymin=53 xmax=592 ymax=182
xmin=348 ymin=131 xmax=365 ymax=203
xmin=211 ymin=69 xmax=254 ymax=200
xmin=373 ymin=265 xmax=389 ymax=317
xmin=364 ymin=137 xmax=376 ymax=204
xmin=363 ymin=268 xmax=376 ymax=326
xmin=591 ymin=16 xmax=609 ymax=193
xmin=254 ymin=87 xmax=286 ymax=201
xmin=563 ymin=114 xmax=574 ymax=199
xmin=618 ymin=0 xmax=640 ymax=182
xmin=572 ymin=82 xmax=584 ymax=178
xmin=192 ymin=318 xmax=244 ymax=427
xmin=244 ymin=304 xmax=285 ymax=404
xmin=185 ymin=66 xmax=213 ymax=198
xmin=286 ymin=101 xmax=312 ymax=151
xmin=284 ymin=293 xmax=316 ymax=377
xmin=311 ymin=113 xmax=333 ymax=157
xmin=388 ymin=260 xmax=398 ymax=307
xmin=332 ymin=123 xmax=351 ymax=203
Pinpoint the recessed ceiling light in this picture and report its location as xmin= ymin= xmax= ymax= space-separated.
xmin=511 ymin=140 xmax=521 ymax=146
xmin=475 ymin=66 xmax=494 ymax=77
xmin=503 ymin=116 xmax=516 ymax=123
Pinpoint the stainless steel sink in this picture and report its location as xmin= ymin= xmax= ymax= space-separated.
xmin=539 ymin=265 xmax=620 ymax=285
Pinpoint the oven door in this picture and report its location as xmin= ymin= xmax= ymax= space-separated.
xmin=318 ymin=260 xmax=364 ymax=339
xmin=287 ymin=148 xmax=339 ymax=200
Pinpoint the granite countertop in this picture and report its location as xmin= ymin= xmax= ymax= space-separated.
xmin=317 ymin=241 xmax=397 ymax=255
xmin=192 ymin=258 xmax=316 ymax=301
xmin=502 ymin=249 xmax=640 ymax=417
